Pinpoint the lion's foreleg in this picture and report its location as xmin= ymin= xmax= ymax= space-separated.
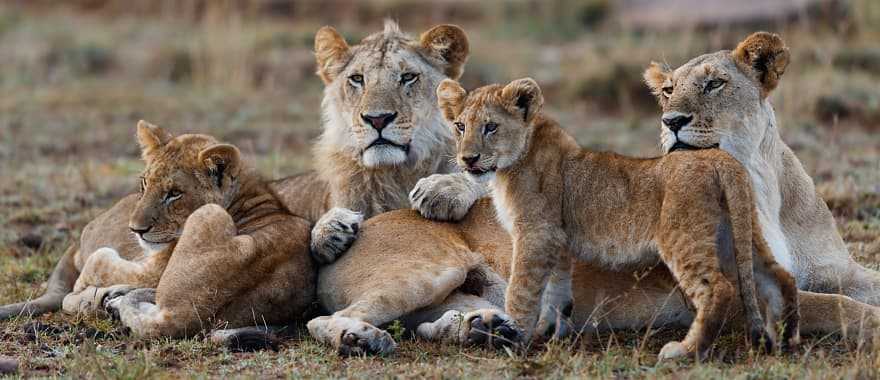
xmin=410 ymin=172 xmax=488 ymax=222
xmin=536 ymin=256 xmax=574 ymax=340
xmin=73 ymin=247 xmax=171 ymax=292
xmin=505 ymin=227 xmax=567 ymax=340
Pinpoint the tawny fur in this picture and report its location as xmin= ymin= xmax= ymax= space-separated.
xmin=271 ymin=21 xmax=485 ymax=265
xmin=0 ymin=22 xmax=486 ymax=343
xmin=42 ymin=121 xmax=314 ymax=338
xmin=643 ymin=32 xmax=880 ymax=306
xmin=438 ymin=77 xmax=800 ymax=358
xmin=303 ymin=30 xmax=880 ymax=357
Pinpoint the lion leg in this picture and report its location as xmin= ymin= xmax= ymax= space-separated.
xmin=62 ymin=284 xmax=137 ymax=317
xmin=798 ymin=290 xmax=880 ymax=348
xmin=536 ymin=257 xmax=574 ymax=341
xmin=413 ymin=291 xmax=521 ymax=348
xmin=306 ymin=289 xmax=437 ymax=356
xmin=571 ymin=263 xmax=693 ymax=334
xmin=73 ymin=247 xmax=170 ymax=293
xmin=104 ymin=288 xmax=163 ymax=336
xmin=410 ymin=173 xmax=487 ymax=222
xmin=308 ymin=263 xmax=471 ymax=356
xmin=657 ymin=238 xmax=736 ymax=361
xmin=825 ymin=263 xmax=880 ymax=307
xmin=310 ymin=207 xmax=363 ymax=264
xmin=105 ymin=204 xmax=253 ymax=338
xmin=752 ymin=235 xmax=800 ymax=349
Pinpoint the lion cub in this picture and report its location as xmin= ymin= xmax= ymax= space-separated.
xmin=436 ymin=78 xmax=799 ymax=360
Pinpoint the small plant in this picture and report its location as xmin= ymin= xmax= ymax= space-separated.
xmin=387 ymin=320 xmax=406 ymax=342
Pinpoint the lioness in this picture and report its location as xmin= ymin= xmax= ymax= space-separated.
xmin=642 ymin=31 xmax=880 ymax=305
xmin=306 ymin=32 xmax=880 ymax=356
xmin=5 ymin=121 xmax=315 ymax=339
xmin=438 ymin=77 xmax=799 ymax=359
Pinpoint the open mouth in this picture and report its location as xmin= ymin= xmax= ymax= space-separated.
xmin=669 ymin=141 xmax=719 ymax=152
xmin=367 ymin=137 xmax=410 ymax=152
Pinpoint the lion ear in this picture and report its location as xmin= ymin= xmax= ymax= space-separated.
xmin=501 ymin=78 xmax=544 ymax=124
xmin=643 ymin=61 xmax=671 ymax=100
xmin=198 ymin=144 xmax=241 ymax=188
xmin=136 ymin=120 xmax=173 ymax=161
xmin=732 ymin=31 xmax=790 ymax=97
xmin=314 ymin=26 xmax=351 ymax=85
xmin=436 ymin=79 xmax=467 ymax=122
xmin=419 ymin=24 xmax=469 ymax=80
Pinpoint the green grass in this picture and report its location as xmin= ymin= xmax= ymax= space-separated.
xmin=1 ymin=1 xmax=879 ymax=378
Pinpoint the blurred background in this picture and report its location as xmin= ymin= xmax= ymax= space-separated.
xmin=0 ymin=0 xmax=878 ymax=268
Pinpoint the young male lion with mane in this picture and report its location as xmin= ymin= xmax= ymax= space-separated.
xmin=0 ymin=21 xmax=483 ymax=343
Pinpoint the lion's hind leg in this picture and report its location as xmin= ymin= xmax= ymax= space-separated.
xmin=657 ymin=234 xmax=736 ymax=361
xmin=414 ymin=291 xmax=521 ymax=349
xmin=799 ymin=291 xmax=880 ymax=348
xmin=307 ymin=315 xmax=397 ymax=356
xmin=309 ymin=262 xmax=475 ymax=355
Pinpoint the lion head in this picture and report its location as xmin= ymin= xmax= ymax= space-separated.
xmin=643 ymin=32 xmax=790 ymax=156
xmin=437 ymin=78 xmax=544 ymax=182
xmin=314 ymin=20 xmax=469 ymax=168
xmin=129 ymin=120 xmax=242 ymax=253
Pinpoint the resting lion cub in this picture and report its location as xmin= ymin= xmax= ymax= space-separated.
xmin=57 ymin=120 xmax=315 ymax=339
xmin=437 ymin=78 xmax=799 ymax=359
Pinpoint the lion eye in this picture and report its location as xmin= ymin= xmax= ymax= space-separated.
xmin=704 ymin=79 xmax=726 ymax=93
xmin=662 ymin=86 xmax=673 ymax=98
xmin=140 ymin=177 xmax=146 ymax=193
xmin=400 ymin=72 xmax=419 ymax=85
xmin=348 ymin=74 xmax=364 ymax=86
xmin=454 ymin=122 xmax=465 ymax=134
xmin=484 ymin=122 xmax=498 ymax=135
xmin=164 ymin=189 xmax=183 ymax=203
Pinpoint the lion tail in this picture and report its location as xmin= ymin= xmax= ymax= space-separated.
xmin=717 ymin=162 xmax=767 ymax=346
xmin=0 ymin=243 xmax=79 ymax=320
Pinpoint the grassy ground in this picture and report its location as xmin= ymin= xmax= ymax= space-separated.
xmin=1 ymin=1 xmax=879 ymax=378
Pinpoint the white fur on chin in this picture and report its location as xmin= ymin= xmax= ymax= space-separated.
xmin=136 ymin=235 xmax=170 ymax=256
xmin=362 ymin=145 xmax=408 ymax=167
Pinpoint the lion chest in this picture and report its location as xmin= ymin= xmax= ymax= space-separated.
xmin=489 ymin=178 xmax=515 ymax=234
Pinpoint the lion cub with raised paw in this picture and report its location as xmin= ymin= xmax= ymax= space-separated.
xmin=436 ymin=78 xmax=799 ymax=360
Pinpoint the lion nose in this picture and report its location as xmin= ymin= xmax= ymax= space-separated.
xmin=462 ymin=154 xmax=481 ymax=167
xmin=661 ymin=113 xmax=693 ymax=133
xmin=361 ymin=112 xmax=398 ymax=132
xmin=129 ymin=225 xmax=152 ymax=236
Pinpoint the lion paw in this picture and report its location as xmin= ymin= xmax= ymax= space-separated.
xmin=103 ymin=287 xmax=156 ymax=320
xmin=307 ymin=316 xmax=396 ymax=356
xmin=310 ymin=208 xmax=363 ymax=264
xmin=410 ymin=174 xmax=483 ymax=222
xmin=462 ymin=309 xmax=523 ymax=348
xmin=415 ymin=309 xmax=521 ymax=348
xmin=62 ymin=284 xmax=138 ymax=316
xmin=658 ymin=341 xmax=690 ymax=361
xmin=536 ymin=300 xmax=574 ymax=341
